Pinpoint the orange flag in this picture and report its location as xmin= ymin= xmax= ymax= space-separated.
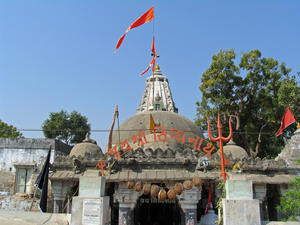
xmin=151 ymin=36 xmax=156 ymax=71
xmin=107 ymin=105 xmax=119 ymax=151
xmin=140 ymin=36 xmax=156 ymax=76
xmin=275 ymin=107 xmax=296 ymax=136
xmin=149 ymin=114 xmax=156 ymax=134
xmin=204 ymin=184 xmax=212 ymax=216
xmin=114 ymin=6 xmax=154 ymax=52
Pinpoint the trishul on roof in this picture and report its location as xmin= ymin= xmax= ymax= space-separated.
xmin=207 ymin=113 xmax=233 ymax=182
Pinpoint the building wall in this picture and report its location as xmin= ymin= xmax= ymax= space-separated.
xmin=0 ymin=138 xmax=71 ymax=172
xmin=0 ymin=138 xmax=72 ymax=194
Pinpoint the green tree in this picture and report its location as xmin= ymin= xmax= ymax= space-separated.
xmin=277 ymin=159 xmax=300 ymax=221
xmin=0 ymin=120 xmax=23 ymax=138
xmin=42 ymin=110 xmax=91 ymax=145
xmin=196 ymin=49 xmax=299 ymax=158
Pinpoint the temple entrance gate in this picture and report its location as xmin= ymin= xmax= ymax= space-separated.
xmin=134 ymin=193 xmax=181 ymax=225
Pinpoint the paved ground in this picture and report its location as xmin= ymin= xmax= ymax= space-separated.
xmin=0 ymin=210 xmax=70 ymax=225
xmin=261 ymin=222 xmax=300 ymax=225
xmin=1 ymin=210 xmax=300 ymax=225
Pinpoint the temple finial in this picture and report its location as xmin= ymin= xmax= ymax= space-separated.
xmin=155 ymin=64 xmax=160 ymax=71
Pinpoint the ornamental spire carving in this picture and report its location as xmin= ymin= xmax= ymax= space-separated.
xmin=136 ymin=66 xmax=178 ymax=114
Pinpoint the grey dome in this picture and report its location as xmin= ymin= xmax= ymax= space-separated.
xmin=223 ymin=139 xmax=248 ymax=160
xmin=70 ymin=134 xmax=102 ymax=157
xmin=112 ymin=111 xmax=204 ymax=150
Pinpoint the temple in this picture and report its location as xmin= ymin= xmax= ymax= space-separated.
xmin=1 ymin=65 xmax=299 ymax=224
xmin=48 ymin=66 xmax=299 ymax=224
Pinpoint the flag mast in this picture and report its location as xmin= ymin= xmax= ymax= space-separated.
xmin=152 ymin=14 xmax=155 ymax=110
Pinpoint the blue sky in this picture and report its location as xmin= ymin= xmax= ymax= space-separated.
xmin=1 ymin=0 xmax=299 ymax=149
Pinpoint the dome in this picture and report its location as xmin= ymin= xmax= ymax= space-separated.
xmin=70 ymin=134 xmax=103 ymax=157
xmin=223 ymin=139 xmax=248 ymax=160
xmin=112 ymin=111 xmax=204 ymax=150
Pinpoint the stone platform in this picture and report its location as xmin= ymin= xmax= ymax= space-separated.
xmin=0 ymin=210 xmax=71 ymax=225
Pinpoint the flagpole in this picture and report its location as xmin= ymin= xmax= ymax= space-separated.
xmin=152 ymin=13 xmax=155 ymax=109
xmin=29 ymin=187 xmax=38 ymax=211
xmin=117 ymin=112 xmax=120 ymax=144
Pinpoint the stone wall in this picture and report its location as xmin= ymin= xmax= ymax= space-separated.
xmin=0 ymin=138 xmax=72 ymax=172
xmin=0 ymin=138 xmax=72 ymax=195
xmin=0 ymin=196 xmax=39 ymax=211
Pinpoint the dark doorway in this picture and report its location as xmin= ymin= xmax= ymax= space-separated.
xmin=134 ymin=194 xmax=181 ymax=225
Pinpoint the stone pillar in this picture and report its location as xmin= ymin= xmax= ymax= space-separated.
xmin=222 ymin=174 xmax=260 ymax=225
xmin=51 ymin=180 xmax=76 ymax=213
xmin=115 ymin=182 xmax=139 ymax=225
xmin=65 ymin=190 xmax=74 ymax=214
xmin=178 ymin=186 xmax=202 ymax=225
xmin=70 ymin=170 xmax=110 ymax=225
xmin=253 ymin=184 xmax=267 ymax=221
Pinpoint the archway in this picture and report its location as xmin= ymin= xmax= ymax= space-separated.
xmin=134 ymin=192 xmax=181 ymax=225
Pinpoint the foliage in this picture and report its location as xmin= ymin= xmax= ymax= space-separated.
xmin=214 ymin=182 xmax=225 ymax=225
xmin=42 ymin=110 xmax=91 ymax=145
xmin=196 ymin=49 xmax=300 ymax=158
xmin=277 ymin=159 xmax=300 ymax=221
xmin=0 ymin=120 xmax=23 ymax=138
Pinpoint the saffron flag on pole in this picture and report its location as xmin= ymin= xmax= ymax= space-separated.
xmin=275 ymin=107 xmax=296 ymax=136
xmin=149 ymin=114 xmax=156 ymax=134
xmin=151 ymin=36 xmax=156 ymax=71
xmin=114 ymin=6 xmax=154 ymax=52
xmin=107 ymin=105 xmax=119 ymax=151
xmin=34 ymin=147 xmax=51 ymax=212
xmin=204 ymin=184 xmax=212 ymax=216
xmin=140 ymin=36 xmax=157 ymax=76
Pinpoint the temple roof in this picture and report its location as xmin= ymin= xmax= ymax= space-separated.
xmin=276 ymin=128 xmax=300 ymax=170
xmin=49 ymin=169 xmax=295 ymax=185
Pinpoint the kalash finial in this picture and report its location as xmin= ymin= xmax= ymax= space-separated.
xmin=155 ymin=64 xmax=160 ymax=71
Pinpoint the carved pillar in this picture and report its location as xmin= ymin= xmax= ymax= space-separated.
xmin=253 ymin=184 xmax=267 ymax=221
xmin=115 ymin=182 xmax=139 ymax=225
xmin=51 ymin=180 xmax=76 ymax=213
xmin=65 ymin=189 xmax=73 ymax=214
xmin=178 ymin=186 xmax=202 ymax=225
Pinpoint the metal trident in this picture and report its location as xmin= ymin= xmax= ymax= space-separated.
xmin=97 ymin=160 xmax=106 ymax=176
xmin=207 ymin=113 xmax=233 ymax=183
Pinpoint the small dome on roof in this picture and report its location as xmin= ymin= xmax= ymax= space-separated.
xmin=69 ymin=133 xmax=102 ymax=157
xmin=223 ymin=139 xmax=248 ymax=160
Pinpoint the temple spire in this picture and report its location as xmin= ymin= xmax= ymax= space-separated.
xmin=136 ymin=66 xmax=178 ymax=114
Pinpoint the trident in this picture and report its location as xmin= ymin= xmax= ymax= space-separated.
xmin=97 ymin=160 xmax=106 ymax=176
xmin=207 ymin=113 xmax=233 ymax=183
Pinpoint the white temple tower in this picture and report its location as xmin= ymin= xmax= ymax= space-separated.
xmin=136 ymin=64 xmax=178 ymax=114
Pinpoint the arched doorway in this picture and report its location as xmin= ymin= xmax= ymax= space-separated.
xmin=134 ymin=193 xmax=181 ymax=225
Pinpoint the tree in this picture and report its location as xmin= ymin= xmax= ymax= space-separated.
xmin=42 ymin=110 xmax=91 ymax=145
xmin=0 ymin=120 xmax=23 ymax=138
xmin=196 ymin=49 xmax=299 ymax=158
xmin=277 ymin=159 xmax=300 ymax=221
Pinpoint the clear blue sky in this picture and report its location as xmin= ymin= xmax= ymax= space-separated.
xmin=1 ymin=0 xmax=299 ymax=149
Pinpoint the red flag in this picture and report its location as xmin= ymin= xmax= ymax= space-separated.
xmin=275 ymin=107 xmax=296 ymax=136
xmin=140 ymin=58 xmax=155 ymax=76
xmin=151 ymin=36 xmax=156 ymax=71
xmin=204 ymin=184 xmax=212 ymax=216
xmin=114 ymin=6 xmax=154 ymax=52
xmin=140 ymin=36 xmax=156 ymax=76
